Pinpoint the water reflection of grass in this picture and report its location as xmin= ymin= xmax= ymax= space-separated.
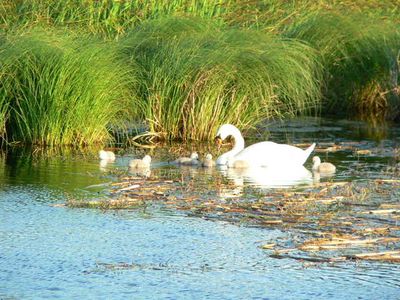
xmin=0 ymin=146 xmax=106 ymax=190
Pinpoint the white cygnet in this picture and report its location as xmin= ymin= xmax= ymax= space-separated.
xmin=201 ymin=154 xmax=216 ymax=168
xmin=129 ymin=155 xmax=151 ymax=169
xmin=312 ymin=156 xmax=336 ymax=173
xmin=174 ymin=152 xmax=199 ymax=165
xmin=99 ymin=150 xmax=116 ymax=161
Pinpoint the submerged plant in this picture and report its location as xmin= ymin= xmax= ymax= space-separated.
xmin=0 ymin=29 xmax=134 ymax=146
xmin=122 ymin=17 xmax=322 ymax=140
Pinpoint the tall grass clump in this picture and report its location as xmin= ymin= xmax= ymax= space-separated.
xmin=0 ymin=29 xmax=134 ymax=145
xmin=0 ymin=0 xmax=237 ymax=38
xmin=286 ymin=12 xmax=400 ymax=120
xmin=0 ymin=33 xmax=10 ymax=141
xmin=122 ymin=17 xmax=322 ymax=141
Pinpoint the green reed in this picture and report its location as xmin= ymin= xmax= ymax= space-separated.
xmin=0 ymin=0 xmax=236 ymax=38
xmin=122 ymin=17 xmax=322 ymax=140
xmin=285 ymin=11 xmax=400 ymax=119
xmin=0 ymin=29 xmax=133 ymax=145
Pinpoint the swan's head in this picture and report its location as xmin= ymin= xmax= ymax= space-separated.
xmin=143 ymin=155 xmax=151 ymax=164
xmin=190 ymin=152 xmax=199 ymax=160
xmin=215 ymin=124 xmax=241 ymax=141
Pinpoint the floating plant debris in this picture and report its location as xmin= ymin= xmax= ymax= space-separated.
xmin=64 ymin=165 xmax=400 ymax=264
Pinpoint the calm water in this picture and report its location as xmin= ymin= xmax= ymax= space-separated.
xmin=1 ymin=118 xmax=400 ymax=299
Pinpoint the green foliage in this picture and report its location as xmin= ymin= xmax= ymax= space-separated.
xmin=0 ymin=29 xmax=133 ymax=145
xmin=0 ymin=1 xmax=399 ymax=145
xmin=286 ymin=12 xmax=400 ymax=119
xmin=0 ymin=0 xmax=236 ymax=38
xmin=122 ymin=18 xmax=322 ymax=140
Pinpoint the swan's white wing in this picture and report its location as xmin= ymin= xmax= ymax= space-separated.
xmin=233 ymin=141 xmax=310 ymax=167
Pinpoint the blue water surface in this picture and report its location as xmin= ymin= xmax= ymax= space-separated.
xmin=1 ymin=118 xmax=400 ymax=299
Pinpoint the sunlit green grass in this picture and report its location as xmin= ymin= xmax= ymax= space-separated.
xmin=0 ymin=29 xmax=133 ymax=145
xmin=122 ymin=18 xmax=322 ymax=140
xmin=0 ymin=0 xmax=236 ymax=38
xmin=0 ymin=1 xmax=399 ymax=145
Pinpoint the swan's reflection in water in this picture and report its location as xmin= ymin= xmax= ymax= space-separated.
xmin=172 ymin=163 xmax=314 ymax=199
xmin=218 ymin=165 xmax=313 ymax=189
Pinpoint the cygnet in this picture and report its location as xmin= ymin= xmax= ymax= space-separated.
xmin=201 ymin=154 xmax=216 ymax=168
xmin=99 ymin=150 xmax=116 ymax=161
xmin=129 ymin=155 xmax=151 ymax=169
xmin=312 ymin=156 xmax=336 ymax=173
xmin=174 ymin=152 xmax=199 ymax=165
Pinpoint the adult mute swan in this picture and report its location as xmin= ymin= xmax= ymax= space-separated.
xmin=215 ymin=124 xmax=315 ymax=168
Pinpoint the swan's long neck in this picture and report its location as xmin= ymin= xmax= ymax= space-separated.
xmin=216 ymin=125 xmax=245 ymax=165
xmin=230 ymin=130 xmax=245 ymax=155
xmin=220 ymin=129 xmax=244 ymax=159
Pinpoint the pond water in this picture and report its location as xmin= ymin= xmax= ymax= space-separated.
xmin=1 ymin=118 xmax=400 ymax=299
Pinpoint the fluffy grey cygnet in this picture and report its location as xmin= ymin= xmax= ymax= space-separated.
xmin=129 ymin=155 xmax=151 ymax=169
xmin=174 ymin=152 xmax=199 ymax=165
xmin=99 ymin=150 xmax=116 ymax=161
xmin=312 ymin=156 xmax=336 ymax=173
xmin=201 ymin=153 xmax=216 ymax=167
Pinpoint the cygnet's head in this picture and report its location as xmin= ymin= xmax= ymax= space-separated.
xmin=99 ymin=150 xmax=114 ymax=160
xmin=205 ymin=153 xmax=213 ymax=160
xmin=143 ymin=155 xmax=151 ymax=164
xmin=215 ymin=124 xmax=241 ymax=142
xmin=312 ymin=156 xmax=321 ymax=165
xmin=190 ymin=152 xmax=199 ymax=160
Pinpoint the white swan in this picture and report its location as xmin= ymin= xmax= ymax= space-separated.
xmin=312 ymin=156 xmax=336 ymax=173
xmin=201 ymin=154 xmax=216 ymax=168
xmin=174 ymin=152 xmax=200 ymax=165
xmin=215 ymin=124 xmax=315 ymax=168
xmin=99 ymin=150 xmax=116 ymax=161
xmin=129 ymin=155 xmax=151 ymax=169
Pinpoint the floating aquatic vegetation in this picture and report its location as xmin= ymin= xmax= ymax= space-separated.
xmin=63 ymin=164 xmax=400 ymax=264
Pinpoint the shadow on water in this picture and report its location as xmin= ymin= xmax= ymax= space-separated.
xmin=1 ymin=117 xmax=400 ymax=299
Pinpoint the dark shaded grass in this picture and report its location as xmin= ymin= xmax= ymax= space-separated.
xmin=285 ymin=12 xmax=400 ymax=120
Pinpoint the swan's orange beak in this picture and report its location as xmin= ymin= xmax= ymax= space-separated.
xmin=215 ymin=136 xmax=222 ymax=150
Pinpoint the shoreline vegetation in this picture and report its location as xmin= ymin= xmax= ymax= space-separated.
xmin=0 ymin=0 xmax=399 ymax=145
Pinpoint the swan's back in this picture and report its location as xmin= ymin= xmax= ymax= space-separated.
xmin=233 ymin=141 xmax=315 ymax=167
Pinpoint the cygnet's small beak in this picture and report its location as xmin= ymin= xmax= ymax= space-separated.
xmin=215 ymin=136 xmax=222 ymax=150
